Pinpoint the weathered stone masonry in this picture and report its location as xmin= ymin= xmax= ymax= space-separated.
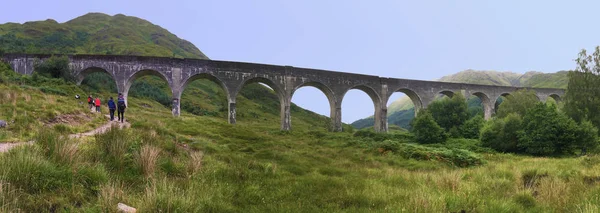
xmin=1 ymin=54 xmax=565 ymax=132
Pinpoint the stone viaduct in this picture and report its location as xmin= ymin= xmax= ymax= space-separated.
xmin=1 ymin=54 xmax=565 ymax=132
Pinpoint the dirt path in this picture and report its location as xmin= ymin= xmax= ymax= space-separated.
xmin=0 ymin=116 xmax=129 ymax=153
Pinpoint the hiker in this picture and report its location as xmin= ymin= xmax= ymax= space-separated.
xmin=107 ymin=97 xmax=116 ymax=121
xmin=87 ymin=95 xmax=93 ymax=111
xmin=117 ymin=93 xmax=127 ymax=122
xmin=95 ymin=97 xmax=101 ymax=113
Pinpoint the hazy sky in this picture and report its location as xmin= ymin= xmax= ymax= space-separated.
xmin=2 ymin=0 xmax=598 ymax=123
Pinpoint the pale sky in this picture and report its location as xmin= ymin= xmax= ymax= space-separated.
xmin=2 ymin=0 xmax=597 ymax=123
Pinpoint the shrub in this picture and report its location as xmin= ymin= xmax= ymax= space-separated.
xmin=33 ymin=56 xmax=75 ymax=82
xmin=480 ymin=113 xmax=522 ymax=153
xmin=427 ymin=93 xmax=469 ymax=131
xmin=460 ymin=115 xmax=484 ymax=139
xmin=496 ymin=89 xmax=539 ymax=118
xmin=518 ymin=103 xmax=580 ymax=155
xmin=395 ymin=143 xmax=484 ymax=167
xmin=575 ymin=120 xmax=599 ymax=154
xmin=411 ymin=111 xmax=447 ymax=144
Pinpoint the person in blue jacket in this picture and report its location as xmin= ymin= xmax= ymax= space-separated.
xmin=107 ymin=97 xmax=116 ymax=121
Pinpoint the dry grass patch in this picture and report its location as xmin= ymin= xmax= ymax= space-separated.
xmin=137 ymin=145 xmax=161 ymax=178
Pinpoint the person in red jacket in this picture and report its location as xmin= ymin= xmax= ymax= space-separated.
xmin=95 ymin=97 xmax=101 ymax=113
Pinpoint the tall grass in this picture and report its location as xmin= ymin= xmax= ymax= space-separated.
xmin=136 ymin=145 xmax=161 ymax=178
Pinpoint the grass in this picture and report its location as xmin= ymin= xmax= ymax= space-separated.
xmin=0 ymin=64 xmax=595 ymax=212
xmin=3 ymin=94 xmax=600 ymax=211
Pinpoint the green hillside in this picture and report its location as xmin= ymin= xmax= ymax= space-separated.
xmin=0 ymin=13 xmax=207 ymax=58
xmin=352 ymin=70 xmax=568 ymax=129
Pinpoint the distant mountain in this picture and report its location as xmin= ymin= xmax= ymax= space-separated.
xmin=351 ymin=70 xmax=569 ymax=129
xmin=0 ymin=13 xmax=208 ymax=59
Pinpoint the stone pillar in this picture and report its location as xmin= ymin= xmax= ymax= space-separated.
xmin=171 ymin=68 xmax=183 ymax=117
xmin=483 ymin=101 xmax=493 ymax=120
xmin=281 ymin=97 xmax=291 ymax=131
xmin=171 ymin=87 xmax=181 ymax=117
xmin=374 ymin=106 xmax=387 ymax=132
xmin=228 ymin=101 xmax=236 ymax=124
xmin=331 ymin=102 xmax=342 ymax=132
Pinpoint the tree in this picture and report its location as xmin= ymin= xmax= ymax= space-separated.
xmin=480 ymin=113 xmax=522 ymax=153
xmin=460 ymin=115 xmax=484 ymax=139
xmin=565 ymin=47 xmax=600 ymax=128
xmin=575 ymin=120 xmax=599 ymax=154
xmin=411 ymin=110 xmax=447 ymax=144
xmin=428 ymin=93 xmax=469 ymax=132
xmin=33 ymin=55 xmax=75 ymax=82
xmin=495 ymin=89 xmax=539 ymax=118
xmin=518 ymin=103 xmax=579 ymax=156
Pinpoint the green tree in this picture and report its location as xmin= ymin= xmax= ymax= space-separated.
xmin=480 ymin=113 xmax=522 ymax=153
xmin=565 ymin=47 xmax=600 ymax=128
xmin=33 ymin=56 xmax=75 ymax=82
xmin=518 ymin=103 xmax=579 ymax=156
xmin=496 ymin=89 xmax=539 ymax=118
xmin=428 ymin=93 xmax=469 ymax=132
xmin=576 ymin=120 xmax=599 ymax=154
xmin=411 ymin=110 xmax=447 ymax=144
xmin=460 ymin=115 xmax=484 ymax=139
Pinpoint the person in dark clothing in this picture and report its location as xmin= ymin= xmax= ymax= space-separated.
xmin=87 ymin=95 xmax=94 ymax=111
xmin=117 ymin=93 xmax=127 ymax=122
xmin=107 ymin=97 xmax=116 ymax=121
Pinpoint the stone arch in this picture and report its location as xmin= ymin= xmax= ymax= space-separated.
xmin=438 ymin=90 xmax=455 ymax=98
xmin=387 ymin=88 xmax=423 ymax=114
xmin=234 ymin=76 xmax=285 ymax=128
xmin=180 ymin=73 xmax=230 ymax=101
xmin=494 ymin=92 xmax=512 ymax=113
xmin=124 ymin=69 xmax=172 ymax=95
xmin=291 ymin=81 xmax=336 ymax=111
xmin=340 ymin=84 xmax=383 ymax=131
xmin=75 ymin=66 xmax=118 ymax=86
xmin=121 ymin=69 xmax=173 ymax=110
xmin=341 ymin=84 xmax=382 ymax=110
xmin=548 ymin=94 xmax=561 ymax=102
xmin=236 ymin=77 xmax=284 ymax=102
xmin=290 ymin=81 xmax=337 ymax=131
xmin=471 ymin=92 xmax=493 ymax=119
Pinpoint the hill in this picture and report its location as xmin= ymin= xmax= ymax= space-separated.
xmin=0 ymin=13 xmax=207 ymax=59
xmin=352 ymin=70 xmax=569 ymax=129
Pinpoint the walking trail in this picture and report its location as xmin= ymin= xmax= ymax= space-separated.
xmin=0 ymin=116 xmax=130 ymax=153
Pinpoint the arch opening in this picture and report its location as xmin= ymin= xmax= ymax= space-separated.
xmin=126 ymin=70 xmax=172 ymax=109
xmin=381 ymin=88 xmax=422 ymax=131
xmin=470 ymin=92 xmax=491 ymax=119
xmin=494 ymin=93 xmax=511 ymax=114
xmin=78 ymin=67 xmax=118 ymax=94
xmin=235 ymin=77 xmax=282 ymax=125
xmin=290 ymin=82 xmax=336 ymax=131
xmin=180 ymin=73 xmax=229 ymax=118
xmin=342 ymin=85 xmax=381 ymax=131
xmin=438 ymin=90 xmax=455 ymax=99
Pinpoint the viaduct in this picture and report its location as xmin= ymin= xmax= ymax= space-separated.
xmin=1 ymin=54 xmax=565 ymax=132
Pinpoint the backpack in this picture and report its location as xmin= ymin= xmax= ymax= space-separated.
xmin=117 ymin=98 xmax=126 ymax=109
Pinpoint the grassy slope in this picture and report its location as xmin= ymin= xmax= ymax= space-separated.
xmin=3 ymin=79 xmax=600 ymax=212
xmin=352 ymin=70 xmax=569 ymax=129
xmin=0 ymin=13 xmax=207 ymax=58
